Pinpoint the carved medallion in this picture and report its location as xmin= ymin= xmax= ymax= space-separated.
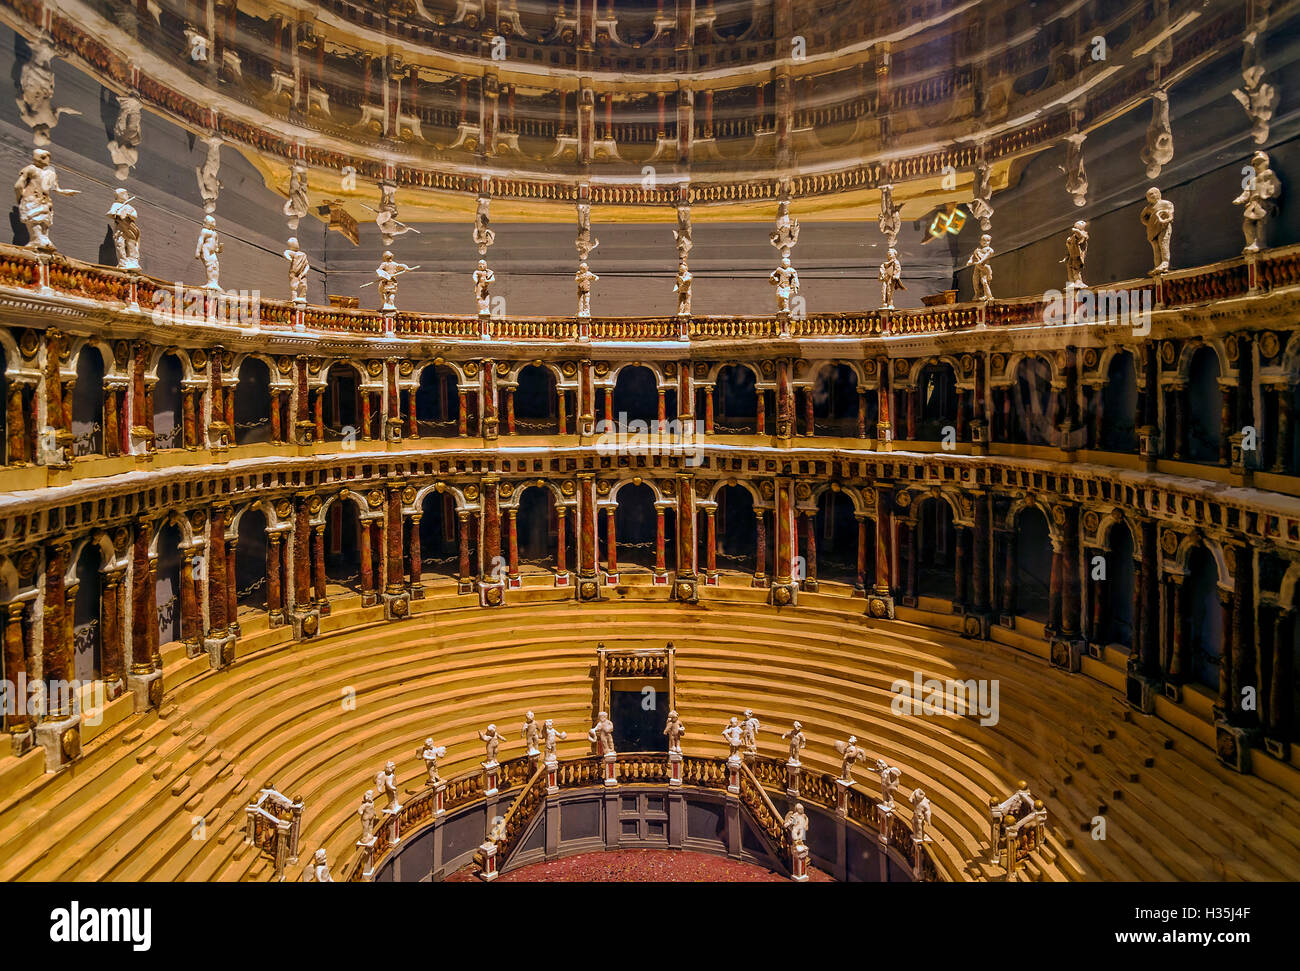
xmin=1160 ymin=529 xmax=1180 ymax=556
xmin=772 ymin=586 xmax=792 ymax=606
xmin=1051 ymin=506 xmax=1066 ymax=527
xmin=366 ymin=360 xmax=383 ymax=377
xmin=463 ymin=361 xmax=479 ymax=377
xmin=277 ymin=356 xmax=293 ymax=374
xmin=895 ymin=491 xmax=912 ymax=509
xmin=484 ymin=586 xmax=503 ymax=606
xmin=19 ymin=330 xmax=38 ymax=359
xmin=596 ymin=480 xmax=612 ymax=495
xmin=464 ymin=485 xmax=479 ymax=501
xmin=398 ymin=360 xmax=414 ymax=376
xmin=191 ymin=348 xmax=208 ymax=369
xmin=147 ymin=677 xmax=164 ymax=709
xmin=1082 ymin=348 xmax=1099 ymax=370
xmin=561 ymin=480 xmax=576 ymax=496
xmin=496 ymin=362 xmax=510 ymax=376
xmin=1160 ymin=341 xmax=1176 ymax=365
xmin=302 ymin=614 xmax=318 ymax=637
xmin=367 ymin=490 xmax=384 ymax=509
xmin=391 ymin=597 xmax=409 ymax=618
xmin=61 ymin=727 xmax=81 ymax=761
xmin=1082 ymin=511 xmax=1101 ymax=535
xmin=561 ymin=361 xmax=577 ymax=376
xmin=402 ymin=486 xmax=416 ymax=505
xmin=895 ymin=358 xmax=910 ymax=376
xmin=1260 ymin=332 xmax=1280 ymax=360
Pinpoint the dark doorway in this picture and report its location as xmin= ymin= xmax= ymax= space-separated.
xmin=610 ymin=681 xmax=669 ymax=752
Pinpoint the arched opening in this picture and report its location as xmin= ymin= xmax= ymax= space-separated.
xmin=1102 ymin=522 xmax=1135 ymax=648
xmin=1010 ymin=357 xmax=1054 ymax=446
xmin=514 ymin=366 xmax=559 ymax=435
xmin=418 ymin=491 xmax=461 ymax=582
xmin=234 ymin=509 xmax=268 ymax=616
xmin=71 ymin=346 xmax=105 ymax=457
xmin=916 ymin=363 xmax=958 ymax=442
xmin=1015 ymin=507 xmax=1053 ymax=624
xmin=610 ymin=366 xmax=660 ymax=429
xmin=1186 ymin=547 xmax=1224 ymax=689
xmin=325 ymin=498 xmax=365 ymax=597
xmin=1186 ymin=346 xmax=1222 ymax=464
xmin=716 ymin=365 xmax=758 ymax=433
xmin=1099 ymin=352 xmax=1138 ymax=453
xmin=71 ymin=541 xmax=104 ymax=684
xmin=234 ymin=358 xmax=273 ymax=445
xmin=813 ymin=490 xmax=860 ymax=584
xmin=714 ymin=485 xmax=757 ymax=576
xmin=153 ymin=354 xmax=185 ymax=451
xmin=154 ymin=522 xmax=184 ymax=648
xmin=515 ymin=486 xmax=574 ymax=575
xmin=414 ymin=365 xmax=460 ymax=438
xmin=915 ymin=497 xmax=957 ymax=600
xmin=324 ymin=363 xmax=363 ymax=442
xmin=811 ymin=364 xmax=859 ymax=437
xmin=600 ymin=483 xmax=670 ymax=572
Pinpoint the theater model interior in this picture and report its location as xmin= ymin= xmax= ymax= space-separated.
xmin=0 ymin=0 xmax=1295 ymax=884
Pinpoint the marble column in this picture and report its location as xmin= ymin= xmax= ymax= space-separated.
xmin=42 ymin=544 xmax=71 ymax=714
xmin=207 ymin=506 xmax=229 ymax=636
xmin=458 ymin=512 xmax=472 ymax=584
xmin=604 ymin=507 xmax=617 ymax=575
xmin=676 ymin=474 xmax=696 ymax=580
xmin=507 ymin=509 xmax=520 ymax=580
xmin=266 ymin=532 xmax=283 ymax=624
xmin=483 ymin=480 xmax=501 ymax=580
xmin=754 ymin=509 xmax=767 ymax=584
xmin=578 ymin=474 xmax=597 ymax=580
xmin=100 ymin=568 xmax=125 ymax=689
xmin=408 ymin=513 xmax=423 ymax=592
xmin=386 ymin=490 xmax=405 ymax=595
xmin=6 ymin=384 xmax=27 ymax=464
xmin=3 ymin=601 xmax=29 ymax=732
xmin=312 ymin=524 xmax=329 ymax=613
xmin=1229 ymin=545 xmax=1254 ymax=725
xmin=555 ymin=507 xmax=567 ymax=577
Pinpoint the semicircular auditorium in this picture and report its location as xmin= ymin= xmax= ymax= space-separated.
xmin=0 ymin=0 xmax=1295 ymax=885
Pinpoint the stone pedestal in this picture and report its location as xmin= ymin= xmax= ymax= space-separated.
xmin=1125 ymin=665 xmax=1159 ymax=714
xmin=961 ymin=612 xmax=990 ymax=640
xmin=1049 ymin=636 xmax=1083 ymax=673
xmin=602 ymin=752 xmax=619 ymax=787
xmin=477 ymin=840 xmax=499 ymax=881
xmin=293 ymin=608 xmax=320 ymax=641
xmin=483 ymin=760 xmax=500 ymax=796
xmin=127 ymin=665 xmax=164 ymax=713
xmin=668 ymin=751 xmax=682 ymax=787
xmin=34 ymin=711 xmax=81 ymax=771
xmin=726 ymin=755 xmax=741 ymax=794
xmin=790 ymin=841 xmax=809 ymax=882
xmin=876 ymin=802 xmax=895 ymax=841
xmin=383 ymin=590 xmax=410 ymax=621
xmin=835 ymin=777 xmax=854 ymax=818
xmin=356 ymin=835 xmax=377 ymax=880
xmin=383 ymin=806 xmax=401 ymax=846
xmin=785 ymin=760 xmax=801 ymax=798
xmin=866 ymin=592 xmax=894 ymax=620
xmin=432 ymin=781 xmax=447 ymax=816
xmin=205 ymin=631 xmax=236 ymax=670
xmin=769 ymin=581 xmax=798 ymax=608
xmin=8 ymin=728 xmax=32 ymax=757
xmin=546 ymin=758 xmax=559 ymax=794
xmin=673 ymin=578 xmax=698 ymax=603
xmin=1215 ymin=720 xmax=1258 ymax=774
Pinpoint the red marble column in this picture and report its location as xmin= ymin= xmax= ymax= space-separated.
xmin=604 ymin=388 xmax=614 ymax=428
xmin=803 ymin=512 xmax=817 ymax=583
xmin=507 ymin=509 xmax=519 ymax=578
xmin=409 ymin=514 xmax=423 ymax=588
xmin=458 ymin=512 xmax=472 ymax=583
xmin=100 ymin=568 xmax=125 ymax=687
xmin=775 ymin=479 xmax=795 ymax=584
xmin=103 ymin=385 xmax=121 ymax=457
xmin=875 ymin=505 xmax=892 ymax=596
xmin=131 ymin=520 xmax=152 ymax=667
xmin=6 ymin=384 xmax=27 ymax=464
xmin=754 ymin=509 xmax=767 ymax=584
xmin=386 ymin=490 xmax=405 ymax=594
xmin=292 ymin=499 xmax=310 ymax=613
xmin=803 ymin=388 xmax=814 ymax=437
xmin=706 ymin=508 xmax=717 ymax=577
xmin=704 ymin=387 xmax=715 ymax=434
xmin=312 ymin=524 xmax=329 ymax=614
xmin=856 ymin=517 xmax=867 ymax=590
xmin=407 ymin=388 xmax=418 ymax=438
xmin=972 ymin=494 xmax=991 ymax=614
xmin=953 ymin=525 xmax=968 ymax=610
xmin=361 ymin=390 xmax=373 ymax=441
xmin=182 ymin=388 xmax=197 ymax=449
xmin=180 ymin=546 xmax=199 ymax=651
xmin=482 ymin=363 xmax=499 ymax=440
xmin=42 ymin=545 xmax=69 ymax=707
xmin=578 ymin=475 xmax=597 ymax=578
xmin=359 ymin=515 xmax=374 ymax=599
xmin=657 ymin=389 xmax=667 ymax=428
xmin=207 ymin=506 xmax=229 ymax=635
xmin=270 ymin=389 xmax=282 ymax=443
xmin=225 ymin=538 xmax=238 ymax=632
xmin=857 ymin=389 xmax=868 ymax=439
xmin=655 ymin=507 xmax=666 ymax=573
xmin=757 ymin=390 xmax=768 ymax=436
xmin=1229 ymin=544 xmax=1254 ymax=723
xmin=266 ymin=532 xmax=283 ymax=622
xmin=605 ymin=507 xmax=618 ymax=574
xmin=556 ymin=508 xmax=568 ymax=575
xmin=483 ymin=480 xmax=501 ymax=579
xmin=458 ymin=390 xmax=468 ymax=437
xmin=1060 ymin=506 xmax=1080 ymax=637
xmin=313 ymin=388 xmax=325 ymax=442
xmin=676 ymin=474 xmax=696 ymax=579
xmin=3 ymin=601 xmax=29 ymax=732
xmin=506 ymin=389 xmax=516 ymax=435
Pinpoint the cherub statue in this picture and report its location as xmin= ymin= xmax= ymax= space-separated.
xmin=879 ymin=248 xmax=904 ymax=309
xmin=358 ymin=790 xmax=377 ymax=841
xmin=283 ymin=161 xmax=309 ymax=231
xmin=1140 ymin=187 xmax=1174 ymax=274
xmin=1060 ymin=132 xmax=1088 ymax=207
xmin=14 ymin=148 xmax=79 ymax=251
xmin=284 ymin=237 xmax=309 ymax=303
xmin=910 ymin=788 xmax=932 ymax=842
xmin=375 ymin=251 xmax=413 ymax=311
xmin=722 ymin=716 xmax=744 ymax=761
xmin=107 ymin=96 xmax=141 ymax=180
xmin=740 ymin=709 xmax=760 ymax=757
xmin=473 ymin=193 xmax=495 ymax=254
xmin=783 ymin=802 xmax=809 ymax=846
xmin=877 ymin=183 xmax=902 ymax=245
xmin=1234 ymin=150 xmax=1281 ymax=253
xmin=375 ymin=760 xmax=400 ymax=811
xmin=15 ymin=37 xmax=78 ymax=146
xmin=769 ymin=255 xmax=800 ymax=314
xmin=1141 ymin=90 xmax=1174 ymax=179
xmin=521 ymin=711 xmax=541 ymax=756
xmin=664 ymin=710 xmax=686 ymax=754
xmin=474 ymin=260 xmax=495 ymax=315
xmin=769 ymin=199 xmax=800 ymax=255
xmin=479 ymin=724 xmax=506 ymax=765
xmin=781 ymin=721 xmax=807 ymax=765
xmin=1063 ymin=220 xmax=1088 ymax=288
xmin=417 ymin=737 xmax=447 ymax=786
xmin=304 ymin=847 xmax=334 ymax=882
xmin=966 ymin=234 xmax=994 ymax=301
xmin=673 ymin=262 xmax=692 ymax=316
xmin=542 ymin=718 xmax=567 ymax=762
xmin=195 ymin=135 xmax=221 ymax=213
xmin=870 ymin=758 xmax=902 ymax=808
xmin=106 ymin=188 xmax=140 ymax=270
xmin=833 ymin=735 xmax=870 ymax=782
xmin=576 ymin=261 xmax=598 ymax=317
xmin=587 ymin=711 xmax=616 ymax=757
xmin=1233 ymin=64 xmax=1278 ymax=145
xmin=195 ymin=215 xmax=222 ymax=289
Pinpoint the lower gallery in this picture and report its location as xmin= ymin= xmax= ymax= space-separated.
xmin=0 ymin=0 xmax=1295 ymax=891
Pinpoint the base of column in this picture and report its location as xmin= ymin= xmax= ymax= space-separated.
xmin=268 ymin=609 xmax=285 ymax=628
xmin=34 ymin=712 xmax=81 ymax=772
xmin=479 ymin=581 xmax=505 ymax=607
xmin=1264 ymin=735 xmax=1292 ymax=761
xmin=1125 ymin=668 xmax=1159 ymax=714
xmin=672 ymin=577 xmax=698 ymax=603
xmin=577 ymin=576 xmax=601 ymax=602
xmin=1048 ymin=636 xmax=1084 ymax=673
xmin=386 ymin=417 xmax=402 ymax=443
xmin=553 ymin=571 xmax=570 ymax=587
xmin=705 ymin=571 xmax=719 ymax=586
xmin=506 ymin=573 xmax=522 ymax=589
xmin=768 ymin=581 xmax=798 ymax=607
xmin=8 ymin=727 xmax=33 ymax=757
xmin=751 ymin=573 xmax=768 ymax=588
xmin=205 ymin=632 xmax=237 ymax=669
xmin=295 ymin=420 xmax=317 ymax=446
xmin=960 ymin=611 xmax=990 ymax=640
xmin=127 ymin=666 xmax=164 ymax=712
xmin=183 ymin=636 xmax=203 ymax=660
xmin=863 ymin=587 xmax=894 ymax=618
xmin=652 ymin=570 xmax=669 ymax=585
xmin=383 ymin=590 xmax=411 ymax=620
xmin=1138 ymin=425 xmax=1159 ymax=471
xmin=801 ymin=579 xmax=819 ymax=592
xmin=410 ymin=582 xmax=425 ymax=600
xmin=1214 ymin=720 xmax=1259 ymax=774
xmin=292 ymin=608 xmax=320 ymax=640
xmin=361 ymin=591 xmax=379 ymax=607
xmin=602 ymin=570 xmax=620 ymax=586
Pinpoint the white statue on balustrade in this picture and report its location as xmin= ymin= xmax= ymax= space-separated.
xmin=1060 ymin=132 xmax=1088 ymax=207
xmin=740 ymin=709 xmax=761 ymax=757
xmin=474 ymin=194 xmax=495 ymax=254
xmin=879 ymin=248 xmax=903 ymax=309
xmin=303 ymin=847 xmax=334 ymax=882
xmin=479 ymin=724 xmax=506 ymax=766
xmin=1140 ymin=188 xmax=1174 ymax=275
xmin=1234 ymin=150 xmax=1281 ymax=254
xmin=375 ymin=252 xmax=414 ymax=311
xmin=664 ymin=710 xmax=686 ymax=754
xmin=418 ymin=737 xmax=447 ymax=786
xmin=358 ymin=790 xmax=377 ymax=842
xmin=1062 ymin=220 xmax=1088 ymax=289
xmin=910 ymin=788 xmax=932 ymax=843
xmin=284 ymin=237 xmax=309 ymax=304
xmin=784 ymin=802 xmax=810 ymax=846
xmin=833 ymin=735 xmax=870 ymax=782
xmin=542 ymin=719 xmax=567 ymax=762
xmin=195 ymin=215 xmax=222 ymax=290
xmin=966 ymin=235 xmax=994 ymax=302
xmin=521 ymin=711 xmax=541 ymax=756
xmin=576 ymin=262 xmax=598 ymax=318
xmin=673 ymin=263 xmax=692 ymax=316
xmin=375 ymin=760 xmax=400 ymax=811
xmin=106 ymin=189 xmax=140 ymax=271
xmin=769 ymin=255 xmax=800 ymax=314
xmin=878 ymin=184 xmax=902 ymax=245
xmin=782 ymin=721 xmax=806 ymax=765
xmin=14 ymin=148 xmax=79 ymax=252
xmin=722 ymin=716 xmax=744 ymax=762
xmin=770 ymin=198 xmax=800 ymax=256
xmin=474 ymin=260 xmax=496 ymax=315
xmin=372 ymin=182 xmax=417 ymax=245
xmin=588 ymin=711 xmax=616 ymax=757
xmin=869 ymin=758 xmax=902 ymax=809
xmin=576 ymin=202 xmax=599 ymax=261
